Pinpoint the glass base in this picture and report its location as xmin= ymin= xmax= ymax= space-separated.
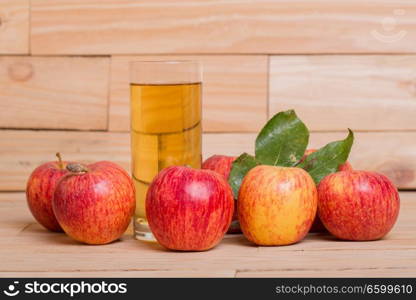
xmin=134 ymin=217 xmax=156 ymax=242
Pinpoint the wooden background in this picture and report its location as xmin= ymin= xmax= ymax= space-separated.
xmin=1 ymin=0 xmax=416 ymax=279
xmin=1 ymin=0 xmax=416 ymax=193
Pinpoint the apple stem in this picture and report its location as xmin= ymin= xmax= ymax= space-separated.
xmin=56 ymin=152 xmax=64 ymax=169
xmin=66 ymin=163 xmax=89 ymax=174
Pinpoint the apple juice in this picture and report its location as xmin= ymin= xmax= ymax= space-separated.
xmin=130 ymin=82 xmax=202 ymax=241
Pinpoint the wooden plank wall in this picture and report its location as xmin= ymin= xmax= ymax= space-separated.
xmin=1 ymin=0 xmax=415 ymax=191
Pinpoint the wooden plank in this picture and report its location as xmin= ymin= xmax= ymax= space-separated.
xmin=0 ymin=0 xmax=29 ymax=54
xmin=0 ymin=270 xmax=236 ymax=278
xmin=0 ymin=193 xmax=32 ymax=236
xmin=236 ymin=268 xmax=416 ymax=278
xmin=1 ymin=131 xmax=415 ymax=191
xmin=0 ymin=192 xmax=414 ymax=277
xmin=269 ymin=55 xmax=416 ymax=131
xmin=1 ymin=239 xmax=414 ymax=275
xmin=109 ymin=55 xmax=267 ymax=132
xmin=203 ymin=133 xmax=255 ymax=158
xmin=31 ymin=0 xmax=416 ymax=55
xmin=0 ymin=130 xmax=131 ymax=191
xmin=0 ymin=56 xmax=110 ymax=130
xmin=309 ymin=132 xmax=416 ymax=189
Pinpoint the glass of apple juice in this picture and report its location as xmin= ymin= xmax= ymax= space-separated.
xmin=129 ymin=61 xmax=202 ymax=241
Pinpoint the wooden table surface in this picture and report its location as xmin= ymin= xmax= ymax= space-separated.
xmin=0 ymin=192 xmax=415 ymax=278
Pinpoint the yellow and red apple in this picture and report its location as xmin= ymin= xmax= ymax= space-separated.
xmin=238 ymin=165 xmax=317 ymax=246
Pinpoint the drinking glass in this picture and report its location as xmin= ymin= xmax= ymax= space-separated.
xmin=130 ymin=61 xmax=202 ymax=241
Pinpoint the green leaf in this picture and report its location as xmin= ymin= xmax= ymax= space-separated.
xmin=228 ymin=153 xmax=260 ymax=198
xmin=255 ymin=109 xmax=309 ymax=167
xmin=298 ymin=129 xmax=354 ymax=184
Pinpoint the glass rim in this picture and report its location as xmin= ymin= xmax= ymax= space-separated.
xmin=130 ymin=60 xmax=201 ymax=84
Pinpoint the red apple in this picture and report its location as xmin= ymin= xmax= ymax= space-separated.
xmin=53 ymin=161 xmax=135 ymax=245
xmin=26 ymin=153 xmax=72 ymax=232
xmin=302 ymin=149 xmax=353 ymax=233
xmin=146 ymin=166 xmax=234 ymax=251
xmin=202 ymin=155 xmax=236 ymax=179
xmin=202 ymin=155 xmax=240 ymax=233
xmin=238 ymin=165 xmax=317 ymax=246
xmin=318 ymin=170 xmax=400 ymax=241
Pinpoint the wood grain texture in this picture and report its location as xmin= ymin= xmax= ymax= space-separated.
xmin=0 ymin=0 xmax=29 ymax=54
xmin=237 ymin=268 xmax=416 ymax=278
xmin=269 ymin=55 xmax=416 ymax=131
xmin=309 ymin=131 xmax=416 ymax=189
xmin=0 ymin=270 xmax=236 ymax=278
xmin=0 ymin=130 xmax=130 ymax=191
xmin=0 ymin=192 xmax=414 ymax=277
xmin=110 ymin=55 xmax=267 ymax=132
xmin=0 ymin=193 xmax=32 ymax=236
xmin=31 ymin=0 xmax=416 ymax=55
xmin=1 ymin=131 xmax=415 ymax=191
xmin=0 ymin=56 xmax=110 ymax=130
